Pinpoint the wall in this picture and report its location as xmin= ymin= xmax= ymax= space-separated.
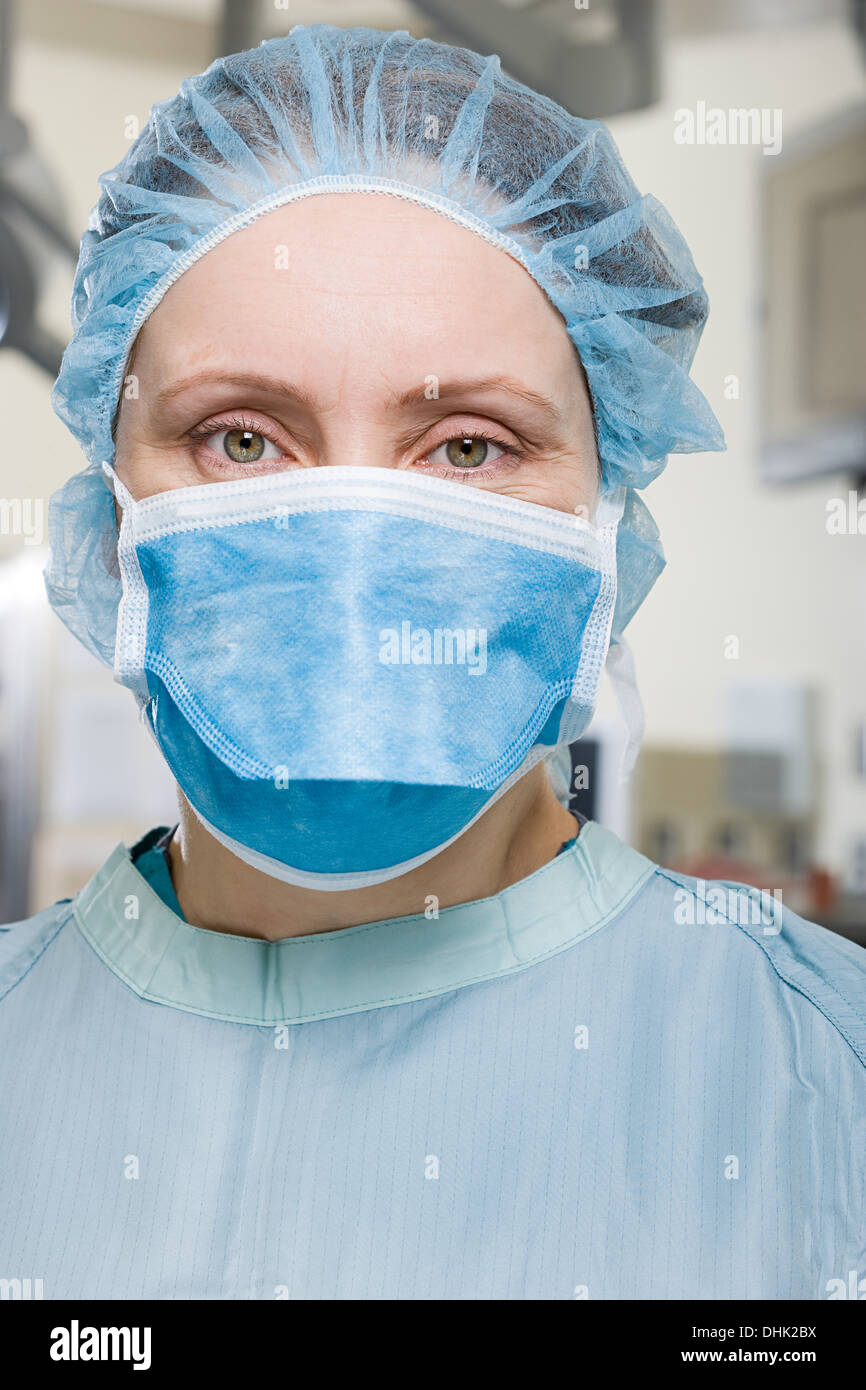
xmin=603 ymin=19 xmax=866 ymax=877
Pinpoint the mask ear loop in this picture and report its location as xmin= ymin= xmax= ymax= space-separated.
xmin=605 ymin=635 xmax=645 ymax=784
xmin=588 ymin=479 xmax=647 ymax=786
xmin=546 ymin=744 xmax=574 ymax=810
xmin=101 ymin=461 xmax=151 ymax=707
xmin=101 ymin=458 xmax=135 ymax=511
xmin=549 ymin=482 xmax=638 ymax=807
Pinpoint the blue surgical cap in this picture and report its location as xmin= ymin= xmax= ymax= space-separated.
xmin=46 ymin=22 xmax=725 ymax=667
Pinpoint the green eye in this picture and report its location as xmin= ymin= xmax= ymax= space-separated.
xmin=223 ymin=428 xmax=266 ymax=463
xmin=445 ymin=436 xmax=490 ymax=469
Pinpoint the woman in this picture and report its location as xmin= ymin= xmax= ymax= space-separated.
xmin=1 ymin=24 xmax=863 ymax=1300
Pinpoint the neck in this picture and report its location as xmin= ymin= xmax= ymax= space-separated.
xmin=167 ymin=764 xmax=578 ymax=940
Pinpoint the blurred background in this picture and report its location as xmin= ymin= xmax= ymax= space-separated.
xmin=0 ymin=0 xmax=864 ymax=941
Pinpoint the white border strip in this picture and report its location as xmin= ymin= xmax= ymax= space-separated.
xmin=123 ymin=466 xmax=613 ymax=568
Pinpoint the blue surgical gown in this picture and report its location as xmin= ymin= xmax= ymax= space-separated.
xmin=1 ymin=820 xmax=864 ymax=1300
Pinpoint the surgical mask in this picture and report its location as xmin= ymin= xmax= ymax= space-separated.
xmin=107 ymin=463 xmax=624 ymax=891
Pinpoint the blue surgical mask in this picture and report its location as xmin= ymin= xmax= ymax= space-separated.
xmin=107 ymin=464 xmax=624 ymax=891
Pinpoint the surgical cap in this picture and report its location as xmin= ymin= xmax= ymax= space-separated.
xmin=46 ymin=22 xmax=725 ymax=667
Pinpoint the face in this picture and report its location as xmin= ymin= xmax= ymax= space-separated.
xmin=114 ymin=193 xmax=600 ymax=515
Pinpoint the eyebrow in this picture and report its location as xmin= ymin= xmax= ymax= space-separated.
xmin=395 ymin=375 xmax=564 ymax=423
xmin=151 ymin=370 xmax=565 ymax=425
xmin=153 ymin=371 xmax=316 ymax=413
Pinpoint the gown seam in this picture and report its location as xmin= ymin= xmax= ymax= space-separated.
xmin=0 ymin=901 xmax=75 ymax=1003
xmin=655 ymin=867 xmax=866 ymax=1069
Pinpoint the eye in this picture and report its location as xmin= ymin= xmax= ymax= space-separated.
xmin=426 ymin=435 xmax=510 ymax=470
xmin=205 ymin=427 xmax=283 ymax=464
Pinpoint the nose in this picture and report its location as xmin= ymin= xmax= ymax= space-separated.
xmin=314 ymin=423 xmax=401 ymax=471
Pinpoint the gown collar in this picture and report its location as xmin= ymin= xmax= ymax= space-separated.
xmin=72 ymin=822 xmax=654 ymax=1026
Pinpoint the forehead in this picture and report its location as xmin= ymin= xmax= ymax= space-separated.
xmin=132 ymin=193 xmax=576 ymax=391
